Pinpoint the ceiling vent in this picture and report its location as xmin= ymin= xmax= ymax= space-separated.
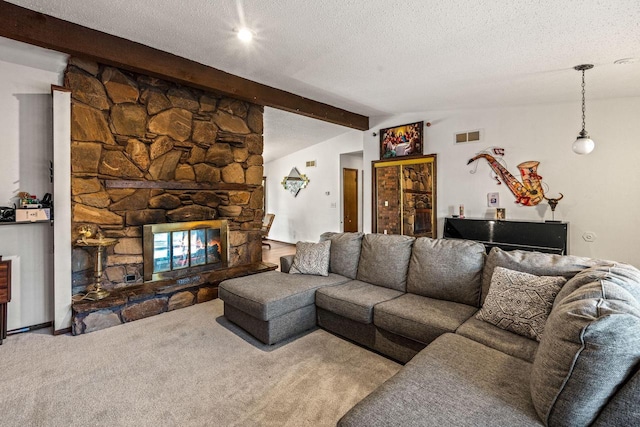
xmin=455 ymin=129 xmax=482 ymax=144
xmin=306 ymin=160 xmax=316 ymax=167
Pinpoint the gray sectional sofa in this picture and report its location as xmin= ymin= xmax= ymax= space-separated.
xmin=219 ymin=232 xmax=640 ymax=426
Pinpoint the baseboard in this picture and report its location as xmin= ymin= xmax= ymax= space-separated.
xmin=7 ymin=321 xmax=53 ymax=335
xmin=262 ymin=239 xmax=295 ymax=246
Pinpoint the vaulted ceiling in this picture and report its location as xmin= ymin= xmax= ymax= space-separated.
xmin=6 ymin=0 xmax=640 ymax=161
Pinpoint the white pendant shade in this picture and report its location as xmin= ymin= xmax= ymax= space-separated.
xmin=572 ymin=136 xmax=595 ymax=155
xmin=573 ymin=64 xmax=595 ymax=155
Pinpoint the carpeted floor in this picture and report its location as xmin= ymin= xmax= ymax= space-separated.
xmin=0 ymin=299 xmax=400 ymax=427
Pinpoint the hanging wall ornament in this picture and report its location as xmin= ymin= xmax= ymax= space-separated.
xmin=281 ymin=167 xmax=310 ymax=197
xmin=467 ymin=152 xmax=545 ymax=206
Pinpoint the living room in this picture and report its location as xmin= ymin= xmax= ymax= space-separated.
xmin=1 ymin=1 xmax=639 ymax=426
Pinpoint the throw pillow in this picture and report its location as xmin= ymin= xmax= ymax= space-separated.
xmin=289 ymin=240 xmax=331 ymax=276
xmin=476 ymin=266 xmax=566 ymax=341
xmin=480 ymin=247 xmax=602 ymax=305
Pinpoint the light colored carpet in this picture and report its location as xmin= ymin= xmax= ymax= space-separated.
xmin=0 ymin=299 xmax=401 ymax=426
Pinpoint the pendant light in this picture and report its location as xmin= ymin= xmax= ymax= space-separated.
xmin=572 ymin=64 xmax=595 ymax=154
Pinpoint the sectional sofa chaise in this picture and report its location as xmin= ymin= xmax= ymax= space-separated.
xmin=219 ymin=232 xmax=640 ymax=426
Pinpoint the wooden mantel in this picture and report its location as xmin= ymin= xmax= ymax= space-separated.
xmin=0 ymin=1 xmax=369 ymax=131
xmin=104 ymin=180 xmax=259 ymax=191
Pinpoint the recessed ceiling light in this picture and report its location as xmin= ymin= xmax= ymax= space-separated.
xmin=236 ymin=28 xmax=253 ymax=43
xmin=614 ymin=58 xmax=638 ymax=65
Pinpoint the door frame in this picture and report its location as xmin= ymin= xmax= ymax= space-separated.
xmin=342 ymin=167 xmax=359 ymax=232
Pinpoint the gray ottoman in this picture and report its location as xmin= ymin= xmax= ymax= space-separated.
xmin=219 ymin=270 xmax=350 ymax=344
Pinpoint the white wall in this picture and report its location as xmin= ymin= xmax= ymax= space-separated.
xmin=265 ymin=96 xmax=640 ymax=268
xmin=0 ymin=37 xmax=67 ymax=330
xmin=52 ymin=88 xmax=72 ymax=333
xmin=364 ymin=97 xmax=640 ymax=267
xmin=264 ymin=130 xmax=364 ymax=243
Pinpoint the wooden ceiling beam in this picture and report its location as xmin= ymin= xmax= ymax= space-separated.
xmin=0 ymin=1 xmax=369 ymax=130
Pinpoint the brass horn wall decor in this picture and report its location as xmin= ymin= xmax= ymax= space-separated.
xmin=468 ymin=153 xmax=544 ymax=206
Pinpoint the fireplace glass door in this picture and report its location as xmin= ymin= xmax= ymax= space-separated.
xmin=143 ymin=220 xmax=228 ymax=282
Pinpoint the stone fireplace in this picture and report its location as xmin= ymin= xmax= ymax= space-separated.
xmin=66 ymin=57 xmax=271 ymax=334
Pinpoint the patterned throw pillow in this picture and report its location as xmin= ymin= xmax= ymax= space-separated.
xmin=289 ymin=240 xmax=331 ymax=276
xmin=476 ymin=266 xmax=567 ymax=341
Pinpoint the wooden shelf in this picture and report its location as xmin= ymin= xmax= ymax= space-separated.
xmin=0 ymin=220 xmax=52 ymax=227
xmin=104 ymin=180 xmax=258 ymax=191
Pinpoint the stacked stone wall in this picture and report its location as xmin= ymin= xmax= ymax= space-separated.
xmin=65 ymin=57 xmax=264 ymax=294
xmin=375 ymin=166 xmax=401 ymax=234
xmin=401 ymin=163 xmax=434 ymax=236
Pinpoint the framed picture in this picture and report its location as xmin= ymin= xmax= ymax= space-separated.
xmin=372 ymin=154 xmax=437 ymax=238
xmin=380 ymin=121 xmax=424 ymax=159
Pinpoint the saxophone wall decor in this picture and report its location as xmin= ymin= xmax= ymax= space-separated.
xmin=467 ymin=151 xmax=544 ymax=206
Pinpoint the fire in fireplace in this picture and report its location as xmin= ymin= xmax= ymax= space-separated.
xmin=143 ymin=220 xmax=228 ymax=282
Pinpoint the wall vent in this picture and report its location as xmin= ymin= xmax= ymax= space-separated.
xmin=455 ymin=129 xmax=482 ymax=144
xmin=306 ymin=160 xmax=316 ymax=167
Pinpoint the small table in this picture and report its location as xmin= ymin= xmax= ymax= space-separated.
xmin=75 ymin=237 xmax=119 ymax=301
xmin=0 ymin=257 xmax=12 ymax=344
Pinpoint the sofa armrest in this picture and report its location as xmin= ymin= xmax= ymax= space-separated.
xmin=280 ymin=255 xmax=294 ymax=273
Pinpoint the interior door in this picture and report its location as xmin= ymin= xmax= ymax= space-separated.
xmin=343 ymin=168 xmax=358 ymax=232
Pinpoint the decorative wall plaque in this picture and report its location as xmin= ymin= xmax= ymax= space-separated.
xmin=281 ymin=167 xmax=309 ymax=197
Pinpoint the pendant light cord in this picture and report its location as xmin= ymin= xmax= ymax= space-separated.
xmin=581 ymin=69 xmax=587 ymax=133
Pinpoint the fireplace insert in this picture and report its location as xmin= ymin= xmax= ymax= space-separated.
xmin=143 ymin=220 xmax=228 ymax=282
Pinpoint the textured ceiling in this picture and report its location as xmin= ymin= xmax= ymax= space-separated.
xmin=8 ymin=0 xmax=640 ymax=161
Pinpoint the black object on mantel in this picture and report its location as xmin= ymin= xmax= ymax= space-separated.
xmin=443 ymin=217 xmax=568 ymax=255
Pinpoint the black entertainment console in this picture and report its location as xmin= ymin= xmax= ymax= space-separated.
xmin=443 ymin=217 xmax=568 ymax=255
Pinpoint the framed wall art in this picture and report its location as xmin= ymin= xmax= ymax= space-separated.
xmin=281 ymin=167 xmax=309 ymax=197
xmin=380 ymin=120 xmax=424 ymax=159
xmin=372 ymin=154 xmax=437 ymax=238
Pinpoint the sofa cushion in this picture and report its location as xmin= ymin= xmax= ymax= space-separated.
xmin=481 ymin=247 xmax=602 ymax=305
xmin=456 ymin=316 xmax=539 ymax=362
xmin=530 ymin=264 xmax=640 ymax=427
xmin=316 ymin=280 xmax=404 ymax=324
xmin=407 ymin=237 xmax=485 ymax=306
xmin=339 ymin=333 xmax=542 ymax=427
xmin=356 ymin=234 xmax=415 ymax=291
xmin=289 ymin=240 xmax=331 ymax=276
xmin=477 ymin=267 xmax=566 ymax=341
xmin=219 ymin=271 xmax=350 ymax=321
xmin=224 ymin=302 xmax=316 ymax=345
xmin=280 ymin=254 xmax=294 ymax=273
xmin=374 ymin=293 xmax=477 ymax=345
xmin=592 ymin=367 xmax=640 ymax=426
xmin=320 ymin=232 xmax=364 ymax=279
xmin=554 ymin=262 xmax=640 ymax=306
